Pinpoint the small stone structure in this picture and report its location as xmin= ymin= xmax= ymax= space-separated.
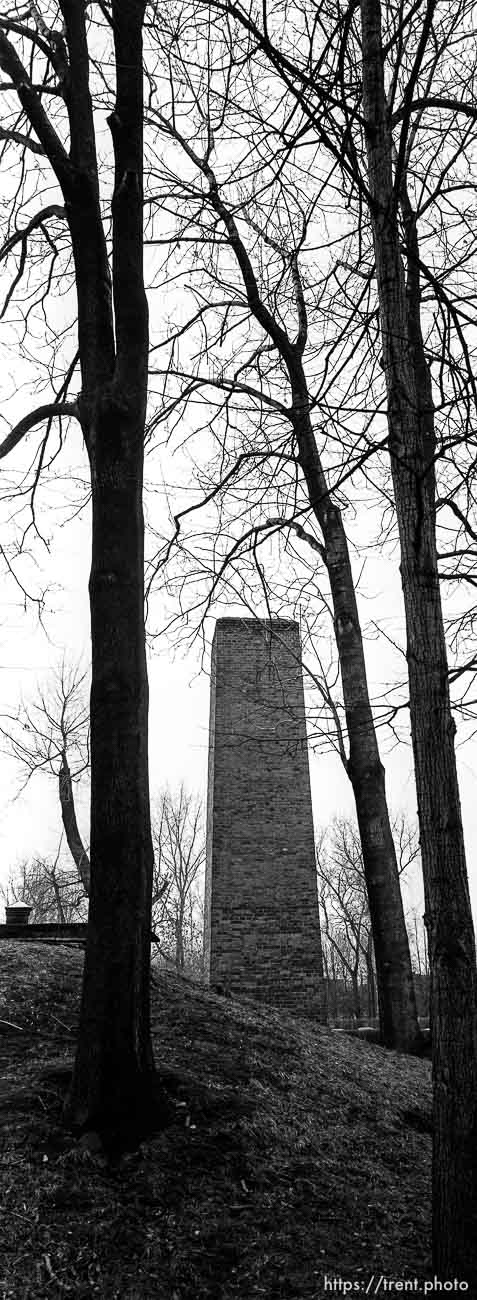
xmin=4 ymin=904 xmax=31 ymax=925
xmin=204 ymin=618 xmax=326 ymax=1019
xmin=1 ymin=903 xmax=87 ymax=946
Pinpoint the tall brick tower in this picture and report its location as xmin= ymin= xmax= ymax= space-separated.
xmin=204 ymin=618 xmax=325 ymax=1020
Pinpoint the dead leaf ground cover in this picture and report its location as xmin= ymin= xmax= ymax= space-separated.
xmin=0 ymin=942 xmax=432 ymax=1299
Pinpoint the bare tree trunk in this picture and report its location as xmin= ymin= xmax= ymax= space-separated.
xmin=291 ymin=370 xmax=421 ymax=1053
xmin=57 ymin=0 xmax=157 ymax=1148
xmin=49 ymin=861 xmax=67 ymax=925
xmin=59 ymin=750 xmax=90 ymax=894
xmin=175 ymin=909 xmax=185 ymax=971
xmin=360 ymin=0 xmax=477 ymax=1276
xmin=68 ymin=420 xmax=155 ymax=1144
xmin=351 ymin=971 xmax=361 ymax=1021
xmin=0 ymin=0 xmax=157 ymax=1147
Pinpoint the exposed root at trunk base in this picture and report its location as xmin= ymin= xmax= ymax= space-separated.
xmin=63 ymin=1067 xmax=177 ymax=1156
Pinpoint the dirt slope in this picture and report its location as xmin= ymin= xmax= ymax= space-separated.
xmin=0 ymin=942 xmax=431 ymax=1299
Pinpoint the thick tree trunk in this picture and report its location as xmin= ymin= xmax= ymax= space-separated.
xmin=290 ymin=373 xmax=421 ymax=1053
xmin=59 ymin=750 xmax=90 ymax=894
xmin=360 ymin=0 xmax=477 ymax=1277
xmin=0 ymin=0 xmax=158 ymax=1153
xmin=66 ymin=415 xmax=156 ymax=1148
xmin=61 ymin=0 xmax=159 ymax=1151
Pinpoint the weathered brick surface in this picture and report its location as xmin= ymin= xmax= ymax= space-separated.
xmin=204 ymin=618 xmax=326 ymax=1020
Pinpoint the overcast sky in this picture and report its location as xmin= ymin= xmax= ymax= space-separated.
xmin=1 ymin=468 xmax=476 ymax=926
xmin=0 ymin=318 xmax=475 ymax=924
xmin=1 ymin=8 xmax=476 ymax=929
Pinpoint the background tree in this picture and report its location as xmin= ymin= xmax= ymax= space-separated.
xmin=151 ymin=785 xmax=205 ymax=975
xmin=1 ymin=661 xmax=90 ymax=894
xmin=1 ymin=844 xmax=86 ymax=924
xmin=318 ymin=813 xmax=426 ymax=1024
xmin=317 ymin=821 xmax=376 ymax=1022
xmin=144 ymin=14 xmax=420 ymax=1053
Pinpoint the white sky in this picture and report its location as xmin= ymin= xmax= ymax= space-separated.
xmin=0 ymin=267 xmax=475 ymax=926
xmin=1 ymin=466 xmax=476 ymax=926
xmin=1 ymin=9 xmax=476 ymax=930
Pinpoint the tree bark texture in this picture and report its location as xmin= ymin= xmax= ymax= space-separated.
xmin=366 ymin=937 xmax=377 ymax=1019
xmin=360 ymin=0 xmax=477 ymax=1277
xmin=69 ymin=413 xmax=156 ymax=1145
xmin=55 ymin=0 xmax=157 ymax=1147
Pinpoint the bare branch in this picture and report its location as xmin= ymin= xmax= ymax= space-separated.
xmin=0 ymin=402 xmax=79 ymax=461
xmin=0 ymin=127 xmax=45 ymax=154
xmin=0 ymin=29 xmax=71 ymax=185
xmin=0 ymin=205 xmax=66 ymax=261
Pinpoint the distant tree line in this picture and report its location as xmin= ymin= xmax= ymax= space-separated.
xmin=318 ymin=816 xmax=429 ymax=1025
xmin=2 ymin=667 xmax=425 ymax=1010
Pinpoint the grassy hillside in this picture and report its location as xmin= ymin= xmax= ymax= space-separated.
xmin=0 ymin=943 xmax=431 ymax=1299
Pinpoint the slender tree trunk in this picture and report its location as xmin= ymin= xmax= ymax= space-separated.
xmin=360 ymin=0 xmax=477 ymax=1276
xmin=290 ymin=371 xmax=421 ymax=1053
xmin=59 ymin=750 xmax=90 ymax=894
xmin=327 ymin=945 xmax=339 ymax=1019
xmin=352 ymin=971 xmax=361 ymax=1020
xmin=50 ymin=863 xmax=67 ymax=924
xmin=175 ymin=905 xmax=185 ymax=971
